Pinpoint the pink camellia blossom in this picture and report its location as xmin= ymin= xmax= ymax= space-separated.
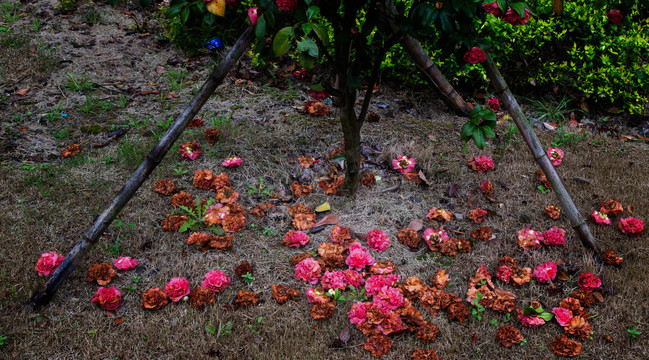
xmin=518 ymin=313 xmax=545 ymax=328
xmin=113 ymin=256 xmax=138 ymax=271
xmin=343 ymin=269 xmax=365 ymax=288
xmin=369 ymin=261 xmax=397 ymax=275
xmin=221 ymin=155 xmax=242 ymax=168
xmin=502 ymin=8 xmax=531 ymax=26
xmin=348 ymin=301 xmax=371 ymax=325
xmin=283 ymin=230 xmax=310 ymax=248
xmin=463 ymin=46 xmax=486 ymax=64
xmin=423 ymin=227 xmax=449 ymax=249
xmin=619 ymin=217 xmax=644 ymax=237
xmin=346 ymin=245 xmax=375 ymax=270
xmin=468 ymin=155 xmax=495 ymax=172
xmin=201 ymin=270 xmax=231 ymax=292
xmin=179 ymin=142 xmax=200 ymax=160
xmin=552 ymin=307 xmax=573 ymax=327
xmin=276 ymin=0 xmax=297 ymax=13
xmin=469 ymin=208 xmax=489 ymax=224
xmin=591 ymin=211 xmax=611 ymax=226
xmin=546 ymin=147 xmax=564 ymax=166
xmin=480 ymin=179 xmax=493 ymax=195
xmin=365 ymin=274 xmax=401 ymax=296
xmin=533 ymin=262 xmax=557 ymax=283
xmin=482 ymin=1 xmax=504 ymax=17
xmin=607 ymin=9 xmax=623 ymax=24
xmin=165 ymin=277 xmax=190 ymax=302
xmin=374 ymin=286 xmax=404 ymax=312
xmin=35 ymin=251 xmax=64 ymax=277
xmin=392 ymin=155 xmax=415 ymax=175
xmin=247 ymin=7 xmax=258 ymax=25
xmin=321 ymin=270 xmax=347 ymax=290
xmin=577 ymin=272 xmax=601 ymax=293
xmin=365 ymin=229 xmax=391 ymax=252
xmin=496 ymin=265 xmax=514 ymax=283
xmin=517 ymin=228 xmax=543 ymax=250
xmin=486 ymin=97 xmax=500 ymax=111
xmin=305 ymin=287 xmax=330 ymax=304
xmin=543 ymin=226 xmax=566 ymax=246
xmin=92 ymin=286 xmax=122 ymax=310
xmin=294 ymin=257 xmax=322 ymax=284
xmin=348 ymin=241 xmax=367 ymax=253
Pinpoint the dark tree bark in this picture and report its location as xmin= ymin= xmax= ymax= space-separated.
xmin=22 ymin=26 xmax=256 ymax=314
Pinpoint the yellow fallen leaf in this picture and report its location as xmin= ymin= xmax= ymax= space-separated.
xmin=206 ymin=0 xmax=226 ymax=16
xmin=315 ymin=200 xmax=330 ymax=213
xmin=149 ymin=82 xmax=157 ymax=86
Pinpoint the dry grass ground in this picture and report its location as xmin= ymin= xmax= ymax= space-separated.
xmin=1 ymin=1 xmax=649 ymax=359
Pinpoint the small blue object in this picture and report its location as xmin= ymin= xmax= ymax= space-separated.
xmin=203 ymin=38 xmax=223 ymax=51
xmin=61 ymin=113 xmax=67 ymax=117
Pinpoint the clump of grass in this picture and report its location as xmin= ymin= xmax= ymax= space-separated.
xmin=166 ymin=67 xmax=187 ymax=93
xmin=65 ymin=73 xmax=97 ymax=92
xmin=117 ymin=135 xmax=148 ymax=167
xmin=80 ymin=7 xmax=102 ymax=25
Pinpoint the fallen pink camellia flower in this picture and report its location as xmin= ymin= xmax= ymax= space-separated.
xmin=552 ymin=307 xmax=573 ymax=327
xmin=321 ymin=270 xmax=347 ymax=290
xmin=294 ymin=257 xmax=322 ymax=284
xmin=221 ymin=155 xmax=243 ymax=168
xmin=179 ymin=142 xmax=200 ymax=160
xmin=546 ymin=147 xmax=564 ymax=166
xmin=543 ymin=226 xmax=566 ymax=246
xmin=392 ymin=155 xmax=415 ymax=175
xmin=92 ymin=286 xmax=122 ymax=310
xmin=467 ymin=155 xmax=494 ymax=172
xmin=202 ymin=270 xmax=231 ymax=292
xmin=533 ymin=262 xmax=557 ymax=283
xmin=346 ymin=242 xmax=375 ymax=270
xmin=35 ymin=251 xmax=65 ymax=277
xmin=365 ymin=229 xmax=391 ymax=252
xmin=283 ymin=230 xmax=310 ymax=248
xmin=165 ymin=277 xmax=191 ymax=302
xmin=517 ymin=228 xmax=543 ymax=250
xmin=619 ymin=216 xmax=644 ymax=237
xmin=113 ymin=256 xmax=138 ymax=270
xmin=518 ymin=313 xmax=545 ymax=328
xmin=577 ymin=272 xmax=601 ymax=293
xmin=591 ymin=211 xmax=611 ymax=226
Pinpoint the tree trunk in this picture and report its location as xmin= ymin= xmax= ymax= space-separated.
xmin=552 ymin=0 xmax=564 ymax=15
xmin=22 ymin=26 xmax=256 ymax=314
xmin=481 ymin=54 xmax=602 ymax=259
xmin=341 ymin=96 xmax=361 ymax=196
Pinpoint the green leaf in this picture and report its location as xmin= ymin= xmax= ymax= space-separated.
xmin=166 ymin=4 xmax=183 ymax=18
xmin=273 ymin=27 xmax=293 ymax=57
xmin=139 ymin=0 xmax=153 ymax=6
xmin=178 ymin=221 xmax=192 ymax=233
xmin=297 ymin=37 xmax=318 ymax=57
xmin=180 ymin=7 xmax=190 ymax=24
xmin=509 ymin=2 xmax=527 ymax=18
xmin=439 ymin=11 xmax=453 ymax=33
xmin=474 ymin=129 xmax=486 ymax=149
xmin=312 ymin=23 xmax=329 ymax=46
xmin=302 ymin=22 xmax=313 ymax=36
xmin=306 ymin=6 xmax=320 ymax=20
xmin=299 ymin=53 xmax=316 ymax=70
xmin=255 ymin=14 xmax=267 ymax=39
xmin=538 ymin=312 xmax=554 ymax=321
xmin=461 ymin=122 xmax=476 ymax=141
xmin=452 ymin=0 xmax=478 ymax=18
xmin=482 ymin=126 xmax=496 ymax=138
xmin=204 ymin=13 xmax=215 ymax=26
xmin=412 ymin=4 xmax=436 ymax=28
xmin=523 ymin=306 xmax=537 ymax=316
xmin=309 ymin=83 xmax=324 ymax=92
xmin=496 ymin=0 xmax=507 ymax=12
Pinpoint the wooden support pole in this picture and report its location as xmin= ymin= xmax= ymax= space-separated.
xmin=481 ymin=54 xmax=602 ymax=259
xmin=22 ymin=26 xmax=256 ymax=314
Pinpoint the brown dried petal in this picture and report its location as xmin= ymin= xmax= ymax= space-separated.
xmin=234 ymin=289 xmax=260 ymax=308
xmin=446 ymin=301 xmax=469 ymax=322
xmin=361 ymin=173 xmax=376 ymax=187
xmin=603 ymin=248 xmax=624 ymax=266
xmin=402 ymin=276 xmax=426 ymax=299
xmin=317 ymin=242 xmax=346 ymax=270
xmin=498 ymin=256 xmax=518 ymax=269
xmin=290 ymin=181 xmax=313 ymax=198
xmin=292 ymin=212 xmax=316 ymax=230
xmin=186 ymin=232 xmax=214 ymax=247
xmin=411 ymin=349 xmax=441 ymax=360
xmin=510 ymin=267 xmax=532 ymax=286
xmin=404 ymin=172 xmax=422 ymax=184
xmin=570 ymin=289 xmax=594 ymax=307
xmin=545 ymin=205 xmax=561 ymax=219
xmin=250 ymin=202 xmax=272 ymax=217
xmin=416 ymin=323 xmax=440 ymax=344
xmin=418 ymin=286 xmax=443 ymax=311
xmin=142 ymin=288 xmax=169 ymax=310
xmin=551 ymin=335 xmax=582 ymax=357
xmin=496 ymin=325 xmax=524 ymax=347
xmin=188 ymin=118 xmax=204 ymax=128
xmin=205 ymin=128 xmax=221 ymax=145
xmin=396 ymin=298 xmax=426 ymax=329
xmin=86 ymin=262 xmax=117 ymax=286
xmin=216 ymin=186 xmax=239 ymax=204
xmin=439 ymin=239 xmax=458 ymax=257
xmin=559 ymin=297 xmax=583 ymax=312
xmin=304 ymin=100 xmax=330 ymax=116
xmin=363 ymin=335 xmax=392 ymax=358
xmin=193 ymin=169 xmax=215 ymax=190
xmin=61 ymin=144 xmax=81 ymax=158
xmin=190 ymin=286 xmax=216 ymax=309
xmin=210 ymin=172 xmax=231 ymax=191
xmin=600 ymin=199 xmax=623 ymax=217
xmin=291 ymin=252 xmax=313 ymax=267
xmin=471 ymin=226 xmax=492 ymax=242
xmin=153 ymin=179 xmax=177 ymax=196
xmin=310 ymin=302 xmax=335 ymax=320
xmin=208 ymin=235 xmax=232 ymax=251
xmin=162 ymin=214 xmax=188 ymax=232
xmin=398 ymin=229 xmax=421 ymax=249
xmin=319 ymin=176 xmax=344 ymax=195
xmin=234 ymin=262 xmax=253 ymax=279
xmin=222 ymin=213 xmax=246 ymax=233
xmin=440 ymin=292 xmax=460 ymax=310
xmin=271 ymin=284 xmax=299 ymax=304
xmin=171 ymin=191 xmax=194 ymax=208
xmin=565 ymin=315 xmax=592 ymax=340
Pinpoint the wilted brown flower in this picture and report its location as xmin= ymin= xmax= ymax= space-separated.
xmin=565 ymin=315 xmax=592 ymax=340
xmin=171 ymin=191 xmax=194 ymax=208
xmin=396 ymin=298 xmax=425 ymax=329
xmin=361 ymin=173 xmax=376 ymax=187
xmin=440 ymin=292 xmax=460 ymax=310
xmin=234 ymin=262 xmax=253 ymax=279
xmin=154 ymin=179 xmax=176 ymax=196
xmin=142 ymin=288 xmax=169 ymax=310
xmin=310 ymin=302 xmax=335 ymax=320
xmin=416 ymin=323 xmax=439 ymax=343
xmin=216 ymin=186 xmax=239 ymax=204
xmin=193 ymin=169 xmax=215 ymax=190
xmin=492 ymin=289 xmax=517 ymax=314
xmin=319 ymin=175 xmax=344 ymax=195
xmin=404 ymin=172 xmax=422 ymax=184
xmin=570 ymin=289 xmax=594 ymax=307
xmin=363 ymin=334 xmax=392 ymax=358
xmin=447 ymin=301 xmax=469 ymax=322
xmin=162 ymin=214 xmax=188 ymax=232
xmin=510 ymin=267 xmax=532 ymax=286
xmin=398 ymin=229 xmax=421 ymax=249
xmin=603 ymin=248 xmax=624 ymax=266
xmin=250 ymin=202 xmax=272 ymax=217
xmin=402 ymin=277 xmax=425 ymax=299
xmin=427 ymin=208 xmax=454 ymax=222
xmin=367 ymin=112 xmax=381 ymax=123
xmin=209 ymin=235 xmax=233 ymax=251
xmin=297 ymin=156 xmax=318 ymax=168
xmin=271 ymin=284 xmax=299 ymax=304
xmin=289 ymin=204 xmax=312 ymax=218
xmin=431 ymin=270 xmax=450 ymax=290
xmin=234 ymin=289 xmax=260 ymax=308
xmin=545 ymin=204 xmax=561 ymax=219
xmin=186 ymin=232 xmax=213 ymax=247
xmin=496 ymin=325 xmax=524 ymax=347
xmin=551 ymin=335 xmax=582 ymax=357
xmin=536 ymin=169 xmax=552 ymax=189
xmin=304 ymin=100 xmax=330 ymax=116
xmin=86 ymin=262 xmax=117 ymax=286
xmin=292 ymin=212 xmax=316 ymax=230
xmin=418 ymin=286 xmax=443 ymax=312
xmin=600 ymin=199 xmax=623 ymax=217
xmin=61 ymin=144 xmax=81 ymax=158
xmin=190 ymin=286 xmax=216 ymax=309
xmin=188 ymin=118 xmax=204 ymax=128
xmin=559 ymin=297 xmax=583 ymax=312
xmin=205 ymin=128 xmax=221 ymax=145
xmin=291 ymin=252 xmax=313 ymax=267
xmin=471 ymin=226 xmax=492 ymax=242
xmin=481 ymin=180 xmax=494 ymax=195
xmin=411 ymin=349 xmax=440 ymax=360
xmin=498 ymin=256 xmax=518 ymax=269
xmin=317 ymin=242 xmax=346 ymax=270
xmin=210 ymin=172 xmax=231 ymax=191
xmin=222 ymin=212 xmax=246 ymax=233
xmin=456 ymin=238 xmax=471 ymax=253
xmin=329 ymin=225 xmax=352 ymax=244
xmin=439 ymin=239 xmax=459 ymax=257
xmin=290 ymin=181 xmax=313 ymax=198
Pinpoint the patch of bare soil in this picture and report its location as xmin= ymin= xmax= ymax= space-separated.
xmin=1 ymin=1 xmax=649 ymax=359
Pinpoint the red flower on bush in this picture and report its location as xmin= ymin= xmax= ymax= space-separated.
xmin=482 ymin=1 xmax=504 ymax=17
xmin=502 ymin=8 xmax=531 ymax=26
xmin=607 ymin=10 xmax=623 ymax=24
xmin=92 ymin=286 xmax=122 ymax=310
xmin=276 ymin=0 xmax=297 ymax=13
xmin=577 ymin=272 xmax=601 ymax=293
xmin=463 ymin=47 xmax=486 ymax=64
xmin=486 ymin=97 xmax=500 ymax=111
xmin=619 ymin=216 xmax=644 ymax=236
xmin=248 ymin=7 xmax=258 ymax=25
xmin=35 ymin=251 xmax=64 ymax=277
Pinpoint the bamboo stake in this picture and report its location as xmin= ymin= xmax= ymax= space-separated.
xmin=481 ymin=54 xmax=602 ymax=258
xmin=22 ymin=26 xmax=256 ymax=314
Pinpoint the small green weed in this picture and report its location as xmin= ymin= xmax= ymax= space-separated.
xmin=51 ymin=126 xmax=71 ymax=139
xmin=78 ymin=96 xmax=113 ymax=117
xmin=537 ymin=185 xmax=551 ymax=194
xmin=471 ymin=292 xmax=486 ymax=320
xmin=104 ymin=155 xmax=116 ymax=166
xmin=0 ymin=1 xmax=20 ymax=23
xmin=42 ymin=102 xmax=65 ymax=123
xmin=174 ymin=198 xmax=224 ymax=235
xmin=206 ymin=322 xmax=232 ymax=340
xmin=241 ymin=272 xmax=254 ymax=284
xmin=166 ymin=67 xmax=187 ymax=92
xmin=117 ymin=135 xmax=147 ymax=167
xmin=31 ymin=18 xmax=41 ymax=32
xmin=627 ymin=326 xmax=641 ymax=340
xmin=262 ymin=227 xmax=279 ymax=237
xmin=65 ymin=73 xmax=96 ymax=92
xmin=244 ymin=177 xmax=276 ymax=198
xmin=172 ymin=162 xmax=189 ymax=176
xmin=247 ymin=316 xmax=263 ymax=334
xmin=81 ymin=7 xmax=102 ymax=25
xmin=100 ymin=238 xmax=121 ymax=257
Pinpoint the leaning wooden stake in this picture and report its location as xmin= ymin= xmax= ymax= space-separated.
xmin=481 ymin=54 xmax=602 ymax=259
xmin=23 ymin=26 xmax=256 ymax=313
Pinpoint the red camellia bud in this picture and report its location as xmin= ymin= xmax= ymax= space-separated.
xmin=606 ymin=10 xmax=623 ymax=24
xmin=266 ymin=37 xmax=272 ymax=44
xmin=435 ymin=2 xmax=443 ymax=9
xmin=351 ymin=26 xmax=359 ymax=35
xmin=463 ymin=47 xmax=486 ymax=64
